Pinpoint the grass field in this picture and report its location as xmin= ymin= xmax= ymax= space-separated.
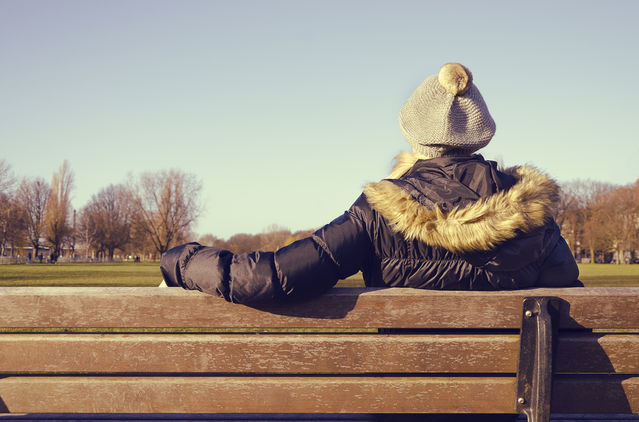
xmin=575 ymin=263 xmax=639 ymax=287
xmin=0 ymin=262 xmax=162 ymax=287
xmin=1 ymin=262 xmax=639 ymax=287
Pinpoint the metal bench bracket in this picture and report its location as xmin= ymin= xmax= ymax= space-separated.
xmin=515 ymin=296 xmax=560 ymax=422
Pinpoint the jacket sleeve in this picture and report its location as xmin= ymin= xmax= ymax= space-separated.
xmin=159 ymin=204 xmax=372 ymax=305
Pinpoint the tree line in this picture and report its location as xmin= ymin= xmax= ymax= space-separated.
xmin=556 ymin=179 xmax=639 ymax=264
xmin=196 ymin=225 xmax=314 ymax=255
xmin=1 ymin=158 xmax=638 ymax=263
xmin=0 ymin=159 xmax=202 ymax=261
xmin=0 ymin=159 xmax=313 ymax=261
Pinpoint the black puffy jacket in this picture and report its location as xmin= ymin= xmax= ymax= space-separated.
xmin=160 ymin=153 xmax=580 ymax=304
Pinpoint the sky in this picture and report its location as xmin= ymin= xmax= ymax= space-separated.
xmin=1 ymin=0 xmax=638 ymax=239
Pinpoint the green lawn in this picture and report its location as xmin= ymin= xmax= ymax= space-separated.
xmin=0 ymin=262 xmax=161 ymax=287
xmin=1 ymin=262 xmax=638 ymax=287
xmin=576 ymin=263 xmax=639 ymax=287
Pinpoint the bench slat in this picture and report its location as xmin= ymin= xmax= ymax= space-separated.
xmin=0 ymin=376 xmax=517 ymax=413
xmin=557 ymin=334 xmax=639 ymax=373
xmin=2 ymin=376 xmax=638 ymax=414
xmin=1 ymin=287 xmax=638 ymax=329
xmin=0 ymin=334 xmax=518 ymax=374
xmin=3 ymin=333 xmax=639 ymax=375
xmin=553 ymin=375 xmax=639 ymax=413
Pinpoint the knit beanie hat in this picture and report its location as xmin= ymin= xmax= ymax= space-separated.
xmin=399 ymin=63 xmax=496 ymax=157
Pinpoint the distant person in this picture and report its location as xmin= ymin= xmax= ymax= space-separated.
xmin=160 ymin=63 xmax=580 ymax=304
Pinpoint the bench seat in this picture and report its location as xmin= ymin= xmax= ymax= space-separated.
xmin=0 ymin=287 xmax=638 ymax=420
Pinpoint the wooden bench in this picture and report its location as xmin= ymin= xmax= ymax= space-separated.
xmin=0 ymin=286 xmax=638 ymax=421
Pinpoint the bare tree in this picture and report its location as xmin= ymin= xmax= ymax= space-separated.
xmin=0 ymin=159 xmax=15 ymax=196
xmin=0 ymin=192 xmax=26 ymax=256
xmin=128 ymin=222 xmax=155 ymax=259
xmin=198 ymin=226 xmax=303 ymax=253
xmin=225 ymin=233 xmax=263 ymax=253
xmin=632 ymin=180 xmax=639 ymax=255
xmin=198 ymin=233 xmax=225 ymax=247
xmin=15 ymin=177 xmax=50 ymax=260
xmin=578 ymin=181 xmax=617 ymax=263
xmin=283 ymin=229 xmax=315 ymax=247
xmin=558 ymin=180 xmax=621 ymax=262
xmin=68 ymin=209 xmax=78 ymax=258
xmin=132 ymin=169 xmax=202 ymax=255
xmin=0 ymin=160 xmax=17 ymax=255
xmin=45 ymin=161 xmax=74 ymax=261
xmin=0 ymin=162 xmax=27 ymax=257
xmin=603 ymin=184 xmax=639 ymax=264
xmin=259 ymin=224 xmax=291 ymax=251
xmin=80 ymin=184 xmax=135 ymax=261
xmin=557 ymin=181 xmax=583 ymax=256
xmin=0 ymin=193 xmax=13 ymax=255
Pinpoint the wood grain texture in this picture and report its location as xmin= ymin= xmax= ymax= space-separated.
xmin=0 ymin=415 xmax=390 ymax=421
xmin=2 ymin=376 xmax=636 ymax=414
xmin=553 ymin=376 xmax=639 ymax=413
xmin=556 ymin=334 xmax=639 ymax=373
xmin=0 ymin=376 xmax=517 ymax=414
xmin=3 ymin=332 xmax=637 ymax=375
xmin=0 ymin=334 xmax=518 ymax=374
xmin=1 ymin=287 xmax=638 ymax=329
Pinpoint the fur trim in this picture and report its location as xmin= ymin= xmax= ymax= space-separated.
xmin=438 ymin=63 xmax=473 ymax=96
xmin=364 ymin=159 xmax=559 ymax=253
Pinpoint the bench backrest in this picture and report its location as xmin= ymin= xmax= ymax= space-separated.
xmin=0 ymin=286 xmax=638 ymax=415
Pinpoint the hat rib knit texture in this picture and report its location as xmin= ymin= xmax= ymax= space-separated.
xmin=399 ymin=63 xmax=496 ymax=157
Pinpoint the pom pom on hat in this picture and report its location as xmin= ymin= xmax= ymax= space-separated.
xmin=438 ymin=63 xmax=473 ymax=96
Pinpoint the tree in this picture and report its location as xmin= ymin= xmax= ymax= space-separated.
xmin=557 ymin=181 xmax=583 ymax=256
xmin=132 ymin=169 xmax=202 ymax=255
xmin=0 ymin=192 xmax=18 ymax=256
xmin=45 ymin=161 xmax=74 ymax=261
xmin=198 ymin=233 xmax=225 ymax=247
xmin=0 ymin=162 xmax=27 ymax=257
xmin=603 ymin=184 xmax=639 ymax=264
xmin=68 ymin=209 xmax=78 ymax=258
xmin=16 ymin=177 xmax=50 ymax=260
xmin=0 ymin=192 xmax=26 ymax=256
xmin=128 ymin=222 xmax=156 ymax=259
xmin=224 ymin=233 xmax=263 ymax=253
xmin=579 ymin=181 xmax=616 ymax=263
xmin=197 ymin=226 xmax=303 ymax=254
xmin=283 ymin=229 xmax=315 ymax=247
xmin=558 ymin=180 xmax=623 ymax=262
xmin=259 ymin=224 xmax=291 ymax=251
xmin=80 ymin=184 xmax=135 ymax=261
xmin=0 ymin=159 xmax=15 ymax=195
xmin=632 ymin=180 xmax=639 ymax=255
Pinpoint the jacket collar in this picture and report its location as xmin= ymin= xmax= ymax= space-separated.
xmin=363 ymin=152 xmax=560 ymax=253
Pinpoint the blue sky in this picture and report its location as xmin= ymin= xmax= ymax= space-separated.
xmin=2 ymin=0 xmax=638 ymax=239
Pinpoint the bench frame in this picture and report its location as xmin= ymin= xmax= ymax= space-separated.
xmin=516 ymin=297 xmax=559 ymax=422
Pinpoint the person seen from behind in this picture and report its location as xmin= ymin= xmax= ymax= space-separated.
xmin=160 ymin=62 xmax=581 ymax=303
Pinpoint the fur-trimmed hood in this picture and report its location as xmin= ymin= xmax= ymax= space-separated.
xmin=161 ymin=151 xmax=579 ymax=304
xmin=363 ymin=152 xmax=560 ymax=253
